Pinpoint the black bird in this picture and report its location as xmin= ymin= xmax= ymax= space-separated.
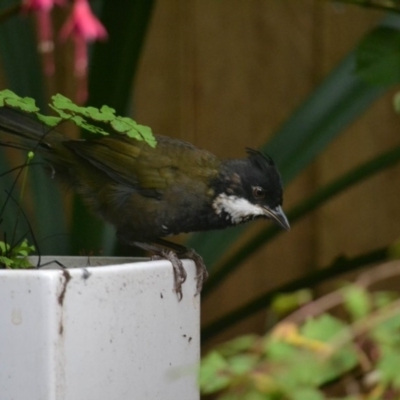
xmin=0 ymin=106 xmax=289 ymax=298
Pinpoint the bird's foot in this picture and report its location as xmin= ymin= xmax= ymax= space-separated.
xmin=160 ymin=249 xmax=187 ymax=301
xmin=154 ymin=239 xmax=209 ymax=296
xmin=133 ymin=241 xmax=187 ymax=300
xmin=132 ymin=240 xmax=208 ymax=299
xmin=180 ymin=248 xmax=208 ymax=296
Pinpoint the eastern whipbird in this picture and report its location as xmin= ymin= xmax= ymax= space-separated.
xmin=0 ymin=106 xmax=289 ymax=299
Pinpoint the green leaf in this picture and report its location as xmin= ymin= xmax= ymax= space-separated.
xmin=227 ymin=354 xmax=259 ymax=376
xmin=0 ymin=90 xmax=150 ymax=143
xmin=0 ymin=256 xmax=12 ymax=267
xmin=84 ymin=106 xmax=114 ymax=122
xmin=377 ymin=350 xmax=400 ymax=388
xmin=0 ymin=89 xmax=40 ymax=112
xmin=300 ymin=315 xmax=358 ymax=381
xmin=265 ymin=340 xmax=298 ymax=362
xmin=274 ymin=352 xmax=323 ymax=388
xmin=47 ymin=92 xmax=156 ymax=143
xmin=110 ymin=117 xmax=133 ymax=133
xmin=356 ymin=26 xmax=400 ymax=85
xmin=100 ymin=105 xmax=116 ymax=118
xmin=36 ymin=113 xmax=62 ymax=127
xmin=6 ymin=96 xmax=39 ymax=112
xmin=0 ymin=239 xmax=34 ymax=269
xmin=0 ymin=241 xmax=10 ymax=253
xmin=342 ymin=285 xmax=371 ymax=320
xmin=289 ymin=387 xmax=324 ymax=400
xmin=135 ymin=124 xmax=157 ymax=147
xmin=0 ymin=89 xmax=20 ymax=106
xmin=199 ymin=351 xmax=231 ymax=394
xmin=218 ymin=391 xmax=269 ymax=400
xmin=71 ymin=115 xmax=105 ymax=134
xmin=373 ymin=291 xmax=398 ymax=309
xmin=51 ymin=93 xmax=80 ymax=112
xmin=49 ymin=104 xmax=72 ymax=119
xmin=267 ymin=324 xmax=357 ymax=389
xmin=0 ymin=88 xmax=19 ymax=100
xmin=300 ymin=313 xmax=347 ymax=341
xmin=271 ymin=290 xmax=313 ymax=317
xmin=11 ymin=257 xmax=33 ymax=269
xmin=372 ymin=312 xmax=400 ymax=346
xmin=218 ymin=334 xmax=259 ymax=357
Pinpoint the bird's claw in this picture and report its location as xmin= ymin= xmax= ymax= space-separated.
xmin=183 ymin=248 xmax=208 ymax=296
xmin=157 ymin=247 xmax=208 ymax=298
xmin=157 ymin=248 xmax=207 ymax=299
xmin=132 ymin=241 xmax=207 ymax=300
xmin=160 ymin=250 xmax=187 ymax=301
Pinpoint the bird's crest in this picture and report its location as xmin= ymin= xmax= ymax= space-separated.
xmin=245 ymin=148 xmax=275 ymax=172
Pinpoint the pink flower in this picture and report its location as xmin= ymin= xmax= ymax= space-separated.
xmin=60 ymin=0 xmax=108 ymax=42
xmin=60 ymin=0 xmax=108 ymax=102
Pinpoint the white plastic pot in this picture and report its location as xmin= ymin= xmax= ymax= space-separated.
xmin=0 ymin=257 xmax=200 ymax=400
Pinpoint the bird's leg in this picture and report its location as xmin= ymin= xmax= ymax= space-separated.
xmin=154 ymin=239 xmax=209 ymax=296
xmin=183 ymin=248 xmax=208 ymax=296
xmin=132 ymin=241 xmax=187 ymax=300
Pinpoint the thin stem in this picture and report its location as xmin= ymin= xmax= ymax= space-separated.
xmin=5 ymin=189 xmax=40 ymax=263
xmin=11 ymin=152 xmax=34 ymax=245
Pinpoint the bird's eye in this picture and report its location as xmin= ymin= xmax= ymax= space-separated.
xmin=252 ymin=186 xmax=265 ymax=199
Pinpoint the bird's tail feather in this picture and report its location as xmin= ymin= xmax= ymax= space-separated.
xmin=0 ymin=107 xmax=56 ymax=153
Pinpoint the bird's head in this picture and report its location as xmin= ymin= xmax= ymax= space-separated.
xmin=212 ymin=149 xmax=290 ymax=230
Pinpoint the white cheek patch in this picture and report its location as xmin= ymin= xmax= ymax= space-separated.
xmin=212 ymin=193 xmax=265 ymax=224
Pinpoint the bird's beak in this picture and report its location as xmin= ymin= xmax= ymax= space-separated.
xmin=263 ymin=205 xmax=290 ymax=231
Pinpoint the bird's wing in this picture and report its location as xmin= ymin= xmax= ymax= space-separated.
xmin=64 ymin=135 xmax=220 ymax=193
xmin=64 ymin=136 xmax=152 ymax=187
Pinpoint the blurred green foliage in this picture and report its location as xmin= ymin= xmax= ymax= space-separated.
xmin=201 ymin=275 xmax=400 ymax=399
